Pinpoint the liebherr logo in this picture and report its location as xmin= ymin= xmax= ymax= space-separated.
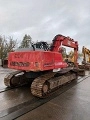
xmin=68 ymin=41 xmax=71 ymax=45
xmin=10 ymin=61 xmax=30 ymax=67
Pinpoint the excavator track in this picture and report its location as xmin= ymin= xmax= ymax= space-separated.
xmin=4 ymin=67 xmax=85 ymax=98
xmin=31 ymin=70 xmax=77 ymax=98
xmin=4 ymin=70 xmax=27 ymax=87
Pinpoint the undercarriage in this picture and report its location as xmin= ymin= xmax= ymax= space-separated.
xmin=4 ymin=68 xmax=85 ymax=98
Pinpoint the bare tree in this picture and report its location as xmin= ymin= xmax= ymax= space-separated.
xmin=0 ymin=36 xmax=17 ymax=60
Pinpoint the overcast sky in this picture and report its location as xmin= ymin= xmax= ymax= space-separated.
xmin=0 ymin=0 xmax=90 ymax=51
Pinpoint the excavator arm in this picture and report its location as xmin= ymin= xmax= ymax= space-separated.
xmin=50 ymin=34 xmax=78 ymax=66
xmin=82 ymin=46 xmax=90 ymax=64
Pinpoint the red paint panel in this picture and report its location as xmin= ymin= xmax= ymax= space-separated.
xmin=8 ymin=51 xmax=42 ymax=71
xmin=41 ymin=51 xmax=55 ymax=70
xmin=54 ymin=53 xmax=68 ymax=68
xmin=8 ymin=51 xmax=55 ymax=71
xmin=8 ymin=51 xmax=67 ymax=71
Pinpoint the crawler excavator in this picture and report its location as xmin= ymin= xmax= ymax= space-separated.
xmin=79 ymin=46 xmax=90 ymax=70
xmin=4 ymin=34 xmax=85 ymax=98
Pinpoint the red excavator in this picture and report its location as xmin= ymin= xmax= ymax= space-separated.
xmin=4 ymin=34 xmax=84 ymax=98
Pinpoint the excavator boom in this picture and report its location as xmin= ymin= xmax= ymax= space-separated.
xmin=50 ymin=35 xmax=78 ymax=66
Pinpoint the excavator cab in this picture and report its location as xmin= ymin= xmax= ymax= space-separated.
xmin=15 ymin=41 xmax=49 ymax=52
xmin=34 ymin=41 xmax=49 ymax=51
